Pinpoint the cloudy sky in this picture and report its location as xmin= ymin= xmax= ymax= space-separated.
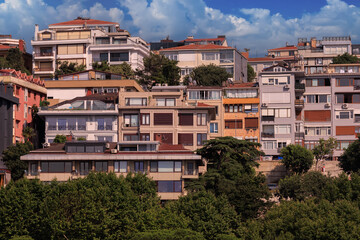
xmin=1 ymin=0 xmax=360 ymax=56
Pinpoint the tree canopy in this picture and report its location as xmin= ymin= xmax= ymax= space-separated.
xmin=54 ymin=61 xmax=86 ymax=77
xmin=2 ymin=141 xmax=33 ymax=181
xmin=0 ymin=48 xmax=30 ymax=75
xmin=184 ymin=64 xmax=231 ymax=86
xmin=53 ymin=135 xmax=66 ymax=143
xmin=312 ymin=137 xmax=337 ymax=170
xmin=136 ymin=53 xmax=180 ymax=88
xmin=280 ymin=144 xmax=314 ymax=174
xmin=332 ymin=52 xmax=360 ymax=64
xmin=92 ymin=61 xmax=135 ymax=79
xmin=339 ymin=137 xmax=360 ymax=173
xmin=247 ymin=64 xmax=256 ymax=82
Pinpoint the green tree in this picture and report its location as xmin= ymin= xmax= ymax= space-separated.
xmin=188 ymin=137 xmax=270 ymax=219
xmin=109 ymin=62 xmax=135 ymax=79
xmin=332 ymin=52 xmax=360 ymax=64
xmin=53 ymin=135 xmax=66 ymax=143
xmin=22 ymin=127 xmax=35 ymax=143
xmin=54 ymin=61 xmax=86 ymax=77
xmin=185 ymin=64 xmax=231 ymax=86
xmin=247 ymin=63 xmax=256 ymax=82
xmin=92 ymin=60 xmax=110 ymax=71
xmin=131 ymin=229 xmax=205 ymax=240
xmin=5 ymin=48 xmax=30 ymax=75
xmin=136 ymin=53 xmax=180 ymax=88
xmin=339 ymin=137 xmax=360 ymax=173
xmin=312 ymin=137 xmax=337 ymax=171
xmin=280 ymin=144 xmax=314 ymax=174
xmin=2 ymin=142 xmax=33 ymax=181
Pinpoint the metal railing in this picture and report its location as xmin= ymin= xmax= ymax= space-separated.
xmin=295 ymin=83 xmax=305 ymax=90
xmin=184 ymin=169 xmax=198 ymax=175
xmin=295 ymin=99 xmax=304 ymax=106
xmin=261 ymin=132 xmax=275 ymax=138
xmin=295 ymin=132 xmax=305 ymax=138
xmin=34 ymin=52 xmax=54 ymax=57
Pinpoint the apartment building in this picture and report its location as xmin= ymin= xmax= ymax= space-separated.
xmin=118 ymin=86 xmax=216 ymax=151
xmin=31 ymin=17 xmax=149 ymax=80
xmin=0 ymin=69 xmax=47 ymax=143
xmin=45 ymin=70 xmax=144 ymax=106
xmin=222 ymin=82 xmax=260 ymax=142
xmin=21 ymin=140 xmax=206 ymax=200
xmin=259 ymin=65 xmax=304 ymax=160
xmin=160 ymin=44 xmax=247 ymax=82
xmin=39 ymin=94 xmax=119 ymax=143
xmin=187 ymin=86 xmax=223 ymax=139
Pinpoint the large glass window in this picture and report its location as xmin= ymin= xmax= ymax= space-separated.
xmin=134 ymin=161 xmax=144 ymax=173
xmin=157 ymin=181 xmax=182 ymax=192
xmin=80 ymin=161 xmax=91 ymax=175
xmin=197 ymin=113 xmax=207 ymax=126
xmin=210 ymin=123 xmax=218 ymax=133
xmin=99 ymin=53 xmax=108 ymax=62
xmin=125 ymin=98 xmax=147 ymax=106
xmin=124 ymin=114 xmax=139 ymax=127
xmin=41 ymin=161 xmax=72 ymax=173
xmin=95 ymin=161 xmax=108 ymax=172
xmin=202 ymin=52 xmax=218 ymax=60
xmin=197 ymin=133 xmax=207 ymax=146
xmin=110 ymin=52 xmax=129 ymax=62
xmin=77 ymin=118 xmax=86 ymax=130
xmin=58 ymin=119 xmax=67 ymax=130
xmin=114 ymin=161 xmax=127 ymax=173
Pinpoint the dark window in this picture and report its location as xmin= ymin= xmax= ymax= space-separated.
xmin=154 ymin=113 xmax=173 ymax=125
xmin=140 ymin=133 xmax=150 ymax=141
xmin=179 ymin=113 xmax=193 ymax=126
xmin=41 ymin=161 xmax=72 ymax=173
xmin=225 ymin=120 xmax=242 ymax=129
xmin=197 ymin=133 xmax=207 ymax=146
xmin=150 ymin=161 xmax=158 ymax=172
xmin=134 ymin=161 xmax=144 ymax=173
xmin=337 ymin=78 xmax=353 ymax=86
xmin=95 ymin=161 xmax=108 ymax=172
xmin=110 ymin=52 xmax=129 ymax=61
xmin=178 ymin=133 xmax=193 ymax=146
xmin=123 ymin=134 xmax=139 ymax=141
xmin=80 ymin=161 xmax=91 ymax=175
xmin=100 ymin=53 xmax=108 ymax=62
xmin=157 ymin=181 xmax=182 ymax=192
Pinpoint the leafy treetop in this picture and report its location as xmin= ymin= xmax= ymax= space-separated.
xmin=280 ymin=144 xmax=314 ymax=174
xmin=339 ymin=136 xmax=360 ymax=173
xmin=184 ymin=64 xmax=231 ymax=86
xmin=332 ymin=53 xmax=360 ymax=64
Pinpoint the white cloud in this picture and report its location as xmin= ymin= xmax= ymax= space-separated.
xmin=1 ymin=0 xmax=360 ymax=56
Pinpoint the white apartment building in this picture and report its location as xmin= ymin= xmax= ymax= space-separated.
xmin=31 ymin=17 xmax=150 ymax=80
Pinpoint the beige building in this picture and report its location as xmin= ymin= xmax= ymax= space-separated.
xmin=31 ymin=17 xmax=149 ymax=80
xmin=159 ymin=44 xmax=248 ymax=82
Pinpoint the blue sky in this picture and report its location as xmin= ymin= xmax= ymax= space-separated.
xmin=1 ymin=0 xmax=360 ymax=56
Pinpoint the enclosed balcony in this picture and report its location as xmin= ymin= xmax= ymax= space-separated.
xmin=295 ymin=99 xmax=304 ymax=108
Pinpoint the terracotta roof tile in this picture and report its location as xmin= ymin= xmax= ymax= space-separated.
xmin=50 ymin=19 xmax=118 ymax=26
xmin=159 ymin=44 xmax=233 ymax=51
xmin=248 ymin=57 xmax=295 ymax=62
xmin=0 ymin=69 xmax=45 ymax=87
xmin=268 ymin=46 xmax=297 ymax=51
xmin=180 ymin=37 xmax=225 ymax=43
xmin=0 ymin=44 xmax=15 ymax=50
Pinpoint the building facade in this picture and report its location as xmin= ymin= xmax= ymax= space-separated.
xmin=31 ymin=17 xmax=150 ymax=80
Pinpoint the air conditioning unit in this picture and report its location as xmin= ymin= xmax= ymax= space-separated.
xmin=261 ymin=103 xmax=268 ymax=107
xmin=342 ymin=103 xmax=348 ymax=109
xmin=105 ymin=143 xmax=110 ymax=149
xmin=325 ymin=103 xmax=330 ymax=108
xmin=284 ymin=84 xmax=289 ymax=89
xmin=110 ymin=149 xmax=118 ymax=154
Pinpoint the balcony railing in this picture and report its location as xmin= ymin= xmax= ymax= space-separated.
xmin=295 ymin=132 xmax=305 ymax=138
xmin=295 ymin=99 xmax=304 ymax=106
xmin=261 ymin=132 xmax=275 ymax=138
xmin=34 ymin=67 xmax=53 ymax=72
xmin=184 ymin=169 xmax=198 ymax=175
xmin=34 ymin=52 xmax=54 ymax=57
xmin=261 ymin=116 xmax=275 ymax=122
xmin=48 ymin=125 xmax=87 ymax=131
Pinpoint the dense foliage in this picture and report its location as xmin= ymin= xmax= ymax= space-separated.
xmin=54 ymin=61 xmax=86 ymax=77
xmin=2 ymin=141 xmax=33 ymax=181
xmin=136 ymin=53 xmax=180 ymax=88
xmin=0 ymin=48 xmax=30 ymax=75
xmin=332 ymin=52 xmax=360 ymax=64
xmin=312 ymin=137 xmax=337 ymax=170
xmin=280 ymin=144 xmax=314 ymax=174
xmin=184 ymin=64 xmax=231 ymax=86
xmin=53 ymin=134 xmax=67 ymax=143
xmin=247 ymin=64 xmax=256 ymax=82
xmin=339 ymin=137 xmax=360 ymax=173
xmin=92 ymin=61 xmax=135 ymax=79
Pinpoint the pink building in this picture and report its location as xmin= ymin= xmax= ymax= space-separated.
xmin=0 ymin=69 xmax=47 ymax=143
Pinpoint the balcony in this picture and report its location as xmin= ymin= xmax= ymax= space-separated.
xmin=261 ymin=132 xmax=275 ymax=138
xmin=295 ymin=99 xmax=304 ymax=108
xmin=262 ymin=116 xmax=275 ymax=122
xmin=34 ymin=67 xmax=53 ymax=72
xmin=182 ymin=169 xmax=199 ymax=179
xmin=47 ymin=125 xmax=87 ymax=131
xmin=34 ymin=52 xmax=54 ymax=57
xmin=295 ymin=132 xmax=305 ymax=138
xmin=295 ymin=83 xmax=305 ymax=91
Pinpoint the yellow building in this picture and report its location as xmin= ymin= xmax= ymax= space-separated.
xmin=222 ymin=83 xmax=260 ymax=142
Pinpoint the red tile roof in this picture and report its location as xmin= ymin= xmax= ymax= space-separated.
xmin=0 ymin=44 xmax=15 ymax=50
xmin=180 ymin=37 xmax=225 ymax=43
xmin=248 ymin=57 xmax=295 ymax=62
xmin=241 ymin=52 xmax=249 ymax=59
xmin=197 ymin=102 xmax=212 ymax=107
xmin=50 ymin=18 xmax=118 ymax=26
xmin=268 ymin=46 xmax=297 ymax=51
xmin=0 ymin=69 xmax=45 ymax=87
xmin=159 ymin=44 xmax=233 ymax=51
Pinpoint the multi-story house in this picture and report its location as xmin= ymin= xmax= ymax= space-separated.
xmin=259 ymin=65 xmax=303 ymax=160
xmin=187 ymin=86 xmax=223 ymax=139
xmin=118 ymin=86 xmax=216 ymax=151
xmin=45 ymin=70 xmax=144 ymax=106
xmin=39 ymin=94 xmax=119 ymax=143
xmin=160 ymin=44 xmax=247 ymax=82
xmin=222 ymin=82 xmax=260 ymax=142
xmin=21 ymin=140 xmax=206 ymax=200
xmin=31 ymin=17 xmax=149 ymax=80
xmin=0 ymin=69 xmax=47 ymax=143
xmin=0 ymin=82 xmax=19 ymax=187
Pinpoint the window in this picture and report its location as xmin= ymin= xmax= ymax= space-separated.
xmin=24 ymin=104 xmax=27 ymax=118
xmin=157 ymin=181 xmax=182 ymax=192
xmin=150 ymin=161 xmax=181 ymax=172
xmin=306 ymin=95 xmax=331 ymax=103
xmin=306 ymin=79 xmax=331 ymax=87
xmin=154 ymin=113 xmax=173 ymax=125
xmin=58 ymin=119 xmax=67 ymax=130
xmin=337 ymin=79 xmax=353 ymax=86
xmin=95 ymin=161 xmax=108 ymax=172
xmin=165 ymin=53 xmax=178 ymax=61
xmin=188 ymin=90 xmax=221 ymax=100
xmin=197 ymin=133 xmax=207 ymax=146
xmin=125 ymin=98 xmax=147 ymax=106
xmin=355 ymin=114 xmax=360 ymax=123
xmin=278 ymin=142 xmax=287 ymax=149
xmin=178 ymin=133 xmax=193 ymax=146
xmin=110 ymin=52 xmax=129 ymax=61
xmin=41 ymin=161 xmax=72 ymax=173
xmin=24 ymin=88 xmax=28 ymax=102
xmin=123 ymin=134 xmax=139 ymax=141
xmin=124 ymin=114 xmax=139 ymax=127
xmin=150 ymin=161 xmax=158 ymax=172
xmin=77 ymin=118 xmax=86 ymax=130
xmin=262 ymin=141 xmax=276 ymax=150
xmin=197 ymin=113 xmax=207 ymax=126
xmin=97 ymin=118 xmax=105 ymax=130
xmin=156 ymin=98 xmax=175 ymax=106
xmin=210 ymin=123 xmax=218 ymax=133
xmin=275 ymin=125 xmax=291 ymax=134
xmin=134 ymin=161 xmax=144 ymax=173
xmin=338 ymin=111 xmax=350 ymax=119
xmin=99 ymin=53 xmax=108 ymax=62
xmin=114 ymin=161 xmax=127 ymax=173
xmin=245 ymin=118 xmax=258 ymax=128
xmin=202 ymin=52 xmax=218 ymax=60
xmin=179 ymin=113 xmax=193 ymax=126
xmin=225 ymin=120 xmax=242 ymax=129
xmin=140 ymin=133 xmax=150 ymax=141
xmin=79 ymin=161 xmax=91 ymax=175
xmin=97 ymin=136 xmax=113 ymax=142
xmin=141 ymin=114 xmax=150 ymax=125
xmin=48 ymin=118 xmax=57 ymax=130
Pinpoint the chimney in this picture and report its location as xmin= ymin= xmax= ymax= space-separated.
xmin=18 ymin=39 xmax=25 ymax=52
xmin=310 ymin=37 xmax=317 ymax=49
xmin=34 ymin=24 xmax=39 ymax=41
xmin=217 ymin=35 xmax=226 ymax=39
xmin=66 ymin=135 xmax=73 ymax=142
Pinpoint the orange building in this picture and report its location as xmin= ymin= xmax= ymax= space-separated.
xmin=222 ymin=82 xmax=260 ymax=142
